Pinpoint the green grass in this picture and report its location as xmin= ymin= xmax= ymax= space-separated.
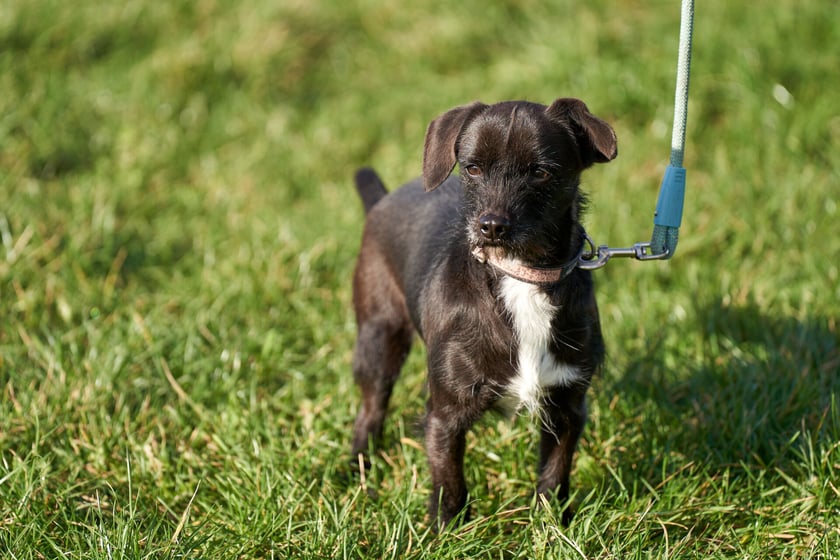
xmin=1 ymin=0 xmax=839 ymax=557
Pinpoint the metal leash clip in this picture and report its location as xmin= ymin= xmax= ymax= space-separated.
xmin=577 ymin=234 xmax=670 ymax=270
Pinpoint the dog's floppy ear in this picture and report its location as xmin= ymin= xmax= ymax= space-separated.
xmin=423 ymin=101 xmax=487 ymax=191
xmin=546 ymin=98 xmax=617 ymax=168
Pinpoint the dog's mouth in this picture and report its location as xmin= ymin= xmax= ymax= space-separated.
xmin=470 ymin=235 xmax=555 ymax=268
xmin=471 ymin=244 xmax=511 ymax=264
xmin=470 ymin=237 xmax=515 ymax=260
xmin=471 ymin=241 xmax=572 ymax=268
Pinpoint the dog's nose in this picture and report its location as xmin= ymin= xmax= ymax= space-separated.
xmin=478 ymin=214 xmax=511 ymax=241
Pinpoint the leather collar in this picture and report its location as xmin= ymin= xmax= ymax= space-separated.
xmin=471 ymin=238 xmax=586 ymax=286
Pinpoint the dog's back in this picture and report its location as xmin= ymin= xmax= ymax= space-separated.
xmin=352 ymin=171 xmax=466 ymax=335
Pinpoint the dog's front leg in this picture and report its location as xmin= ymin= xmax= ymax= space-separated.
xmin=536 ymin=388 xmax=588 ymax=525
xmin=425 ymin=407 xmax=469 ymax=530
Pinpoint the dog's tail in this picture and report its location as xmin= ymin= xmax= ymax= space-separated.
xmin=354 ymin=167 xmax=388 ymax=214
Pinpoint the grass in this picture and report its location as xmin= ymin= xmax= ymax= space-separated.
xmin=1 ymin=0 xmax=838 ymax=557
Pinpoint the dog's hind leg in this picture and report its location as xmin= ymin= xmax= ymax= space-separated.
xmin=350 ymin=255 xmax=414 ymax=459
xmin=350 ymin=319 xmax=412 ymax=457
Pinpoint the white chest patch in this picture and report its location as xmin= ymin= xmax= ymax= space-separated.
xmin=498 ymin=276 xmax=582 ymax=414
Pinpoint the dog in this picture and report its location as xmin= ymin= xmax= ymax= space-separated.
xmin=350 ymin=97 xmax=616 ymax=529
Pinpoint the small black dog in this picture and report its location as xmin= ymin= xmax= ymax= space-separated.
xmin=350 ymin=98 xmax=617 ymax=528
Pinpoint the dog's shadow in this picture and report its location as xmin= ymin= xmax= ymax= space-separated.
xmin=597 ymin=297 xmax=839 ymax=484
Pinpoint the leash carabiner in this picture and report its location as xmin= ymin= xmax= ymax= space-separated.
xmin=577 ymin=234 xmax=670 ymax=271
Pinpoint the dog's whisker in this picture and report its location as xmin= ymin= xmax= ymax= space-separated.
xmin=552 ymin=333 xmax=585 ymax=353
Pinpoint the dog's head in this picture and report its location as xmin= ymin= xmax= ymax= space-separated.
xmin=423 ymin=98 xmax=617 ymax=266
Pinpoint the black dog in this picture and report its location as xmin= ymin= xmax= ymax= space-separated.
xmin=350 ymin=98 xmax=617 ymax=528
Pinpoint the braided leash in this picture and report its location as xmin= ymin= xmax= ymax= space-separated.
xmin=580 ymin=0 xmax=695 ymax=269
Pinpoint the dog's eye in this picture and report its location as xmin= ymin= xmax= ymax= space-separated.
xmin=464 ymin=164 xmax=482 ymax=177
xmin=531 ymin=166 xmax=551 ymax=180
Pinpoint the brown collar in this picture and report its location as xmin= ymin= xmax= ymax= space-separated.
xmin=471 ymin=241 xmax=585 ymax=286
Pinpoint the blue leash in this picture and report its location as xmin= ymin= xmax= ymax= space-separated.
xmin=579 ymin=0 xmax=694 ymax=269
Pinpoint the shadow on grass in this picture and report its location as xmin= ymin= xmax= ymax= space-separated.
xmin=608 ymin=298 xmax=839 ymax=476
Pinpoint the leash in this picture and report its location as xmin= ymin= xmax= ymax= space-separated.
xmin=579 ymin=0 xmax=694 ymax=270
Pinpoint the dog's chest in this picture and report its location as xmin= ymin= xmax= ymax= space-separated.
xmin=497 ymin=277 xmax=582 ymax=413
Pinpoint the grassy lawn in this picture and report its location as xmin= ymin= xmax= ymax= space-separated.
xmin=1 ymin=0 xmax=838 ymax=557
